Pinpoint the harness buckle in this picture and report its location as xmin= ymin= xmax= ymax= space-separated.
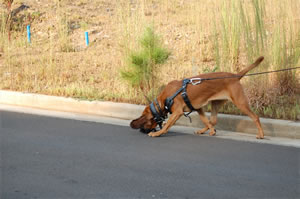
xmin=190 ymin=78 xmax=202 ymax=85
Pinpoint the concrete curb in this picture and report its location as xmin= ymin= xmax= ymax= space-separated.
xmin=0 ymin=90 xmax=299 ymax=139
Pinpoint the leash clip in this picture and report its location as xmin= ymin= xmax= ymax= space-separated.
xmin=190 ymin=78 xmax=202 ymax=85
xmin=184 ymin=112 xmax=193 ymax=123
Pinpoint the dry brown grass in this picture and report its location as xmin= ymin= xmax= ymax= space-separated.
xmin=0 ymin=0 xmax=299 ymax=119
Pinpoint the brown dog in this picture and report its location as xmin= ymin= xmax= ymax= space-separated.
xmin=130 ymin=56 xmax=265 ymax=139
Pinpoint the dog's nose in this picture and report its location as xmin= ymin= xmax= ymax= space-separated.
xmin=130 ymin=121 xmax=134 ymax=128
xmin=130 ymin=120 xmax=139 ymax=129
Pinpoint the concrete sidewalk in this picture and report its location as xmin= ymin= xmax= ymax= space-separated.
xmin=0 ymin=90 xmax=299 ymax=139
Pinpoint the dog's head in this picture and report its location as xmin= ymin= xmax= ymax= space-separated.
xmin=130 ymin=106 xmax=158 ymax=134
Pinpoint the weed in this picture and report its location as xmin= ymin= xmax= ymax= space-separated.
xmin=56 ymin=0 xmax=75 ymax=52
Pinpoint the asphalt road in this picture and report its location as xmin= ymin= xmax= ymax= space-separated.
xmin=1 ymin=111 xmax=299 ymax=199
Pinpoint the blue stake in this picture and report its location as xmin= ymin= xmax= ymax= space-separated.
xmin=27 ymin=25 xmax=31 ymax=43
xmin=85 ymin=31 xmax=89 ymax=46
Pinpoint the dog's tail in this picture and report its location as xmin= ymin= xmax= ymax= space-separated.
xmin=237 ymin=56 xmax=264 ymax=79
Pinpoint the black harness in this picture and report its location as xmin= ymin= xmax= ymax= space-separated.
xmin=150 ymin=78 xmax=202 ymax=130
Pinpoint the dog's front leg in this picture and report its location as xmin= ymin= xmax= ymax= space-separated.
xmin=195 ymin=108 xmax=216 ymax=136
xmin=148 ymin=111 xmax=183 ymax=137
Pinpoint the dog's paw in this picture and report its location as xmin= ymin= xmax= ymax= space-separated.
xmin=148 ymin=131 xmax=165 ymax=137
xmin=194 ymin=127 xmax=209 ymax=135
xmin=148 ymin=132 xmax=154 ymax=137
xmin=209 ymin=129 xmax=217 ymax=136
xmin=194 ymin=130 xmax=206 ymax=135
xmin=256 ymin=135 xmax=264 ymax=139
xmin=148 ymin=132 xmax=158 ymax=137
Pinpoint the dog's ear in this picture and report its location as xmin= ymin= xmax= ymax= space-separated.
xmin=130 ymin=115 xmax=147 ymax=129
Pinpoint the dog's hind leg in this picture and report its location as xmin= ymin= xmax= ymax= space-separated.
xmin=229 ymin=84 xmax=264 ymax=139
xmin=195 ymin=108 xmax=216 ymax=136
xmin=234 ymin=103 xmax=264 ymax=139
xmin=210 ymin=100 xmax=227 ymax=126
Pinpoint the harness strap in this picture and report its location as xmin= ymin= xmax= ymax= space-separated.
xmin=181 ymin=91 xmax=195 ymax=112
xmin=165 ymin=87 xmax=184 ymax=113
xmin=165 ymin=78 xmax=197 ymax=114
xmin=150 ymin=102 xmax=160 ymax=121
xmin=150 ymin=99 xmax=166 ymax=129
xmin=154 ymin=99 xmax=164 ymax=116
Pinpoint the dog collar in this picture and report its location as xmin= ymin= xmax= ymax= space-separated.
xmin=150 ymin=99 xmax=166 ymax=130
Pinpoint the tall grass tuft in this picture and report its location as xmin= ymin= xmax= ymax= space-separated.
xmin=2 ymin=0 xmax=13 ymax=41
xmin=56 ymin=0 xmax=74 ymax=52
xmin=212 ymin=0 xmax=300 ymax=120
xmin=214 ymin=0 xmax=268 ymax=70
xmin=0 ymin=8 xmax=7 ymax=48
xmin=270 ymin=11 xmax=300 ymax=95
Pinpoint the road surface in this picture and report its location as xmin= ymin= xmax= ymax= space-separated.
xmin=1 ymin=110 xmax=299 ymax=199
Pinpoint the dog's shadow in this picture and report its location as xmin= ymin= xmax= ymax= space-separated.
xmin=143 ymin=131 xmax=189 ymax=138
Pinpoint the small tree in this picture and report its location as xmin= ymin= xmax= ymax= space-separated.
xmin=121 ymin=27 xmax=169 ymax=102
